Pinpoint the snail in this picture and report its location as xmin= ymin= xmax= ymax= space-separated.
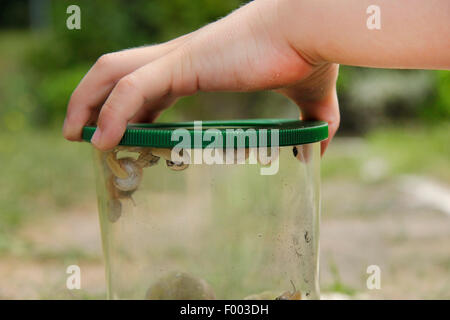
xmin=275 ymin=280 xmax=302 ymax=300
xmin=104 ymin=150 xmax=145 ymax=223
xmin=112 ymin=146 xmax=160 ymax=168
xmin=146 ymin=272 xmax=216 ymax=300
xmin=151 ymin=148 xmax=190 ymax=171
xmin=111 ymin=157 xmax=143 ymax=192
xmin=105 ymin=151 xmax=128 ymax=179
xmin=135 ymin=148 xmax=160 ymax=168
xmin=103 ymin=147 xmax=188 ymax=223
xmin=166 ymin=160 xmax=189 ymax=171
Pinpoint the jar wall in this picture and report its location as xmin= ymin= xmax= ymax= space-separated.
xmin=93 ymin=143 xmax=321 ymax=300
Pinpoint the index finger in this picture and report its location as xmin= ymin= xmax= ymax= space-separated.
xmin=63 ymin=38 xmax=189 ymax=141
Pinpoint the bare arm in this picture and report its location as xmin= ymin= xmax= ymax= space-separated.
xmin=281 ymin=0 xmax=450 ymax=68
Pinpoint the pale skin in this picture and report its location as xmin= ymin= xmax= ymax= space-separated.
xmin=63 ymin=0 xmax=450 ymax=153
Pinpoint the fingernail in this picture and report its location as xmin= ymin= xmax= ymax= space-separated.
xmin=91 ymin=128 xmax=102 ymax=147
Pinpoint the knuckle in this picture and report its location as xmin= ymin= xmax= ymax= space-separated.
xmin=115 ymin=75 xmax=145 ymax=103
xmin=67 ymin=92 xmax=81 ymax=113
xmin=99 ymin=102 xmax=119 ymax=124
xmin=95 ymin=53 xmax=116 ymax=70
xmin=116 ymin=75 xmax=139 ymax=93
xmin=174 ymin=46 xmax=199 ymax=96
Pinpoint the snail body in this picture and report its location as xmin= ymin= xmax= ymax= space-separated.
xmin=151 ymin=148 xmax=190 ymax=171
xmin=107 ymin=199 xmax=122 ymax=223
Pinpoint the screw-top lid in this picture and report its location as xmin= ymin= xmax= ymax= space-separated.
xmin=82 ymin=119 xmax=328 ymax=148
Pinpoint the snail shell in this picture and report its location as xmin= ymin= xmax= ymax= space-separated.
xmin=152 ymin=148 xmax=190 ymax=171
xmin=166 ymin=160 xmax=189 ymax=171
xmin=112 ymin=157 xmax=143 ymax=192
xmin=146 ymin=272 xmax=216 ymax=300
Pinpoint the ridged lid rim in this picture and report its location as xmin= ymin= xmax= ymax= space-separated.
xmin=82 ymin=119 xmax=328 ymax=148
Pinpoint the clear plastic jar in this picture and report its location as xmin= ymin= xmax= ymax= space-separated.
xmin=85 ymin=119 xmax=328 ymax=300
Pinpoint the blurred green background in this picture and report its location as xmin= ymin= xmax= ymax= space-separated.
xmin=0 ymin=0 xmax=449 ymax=299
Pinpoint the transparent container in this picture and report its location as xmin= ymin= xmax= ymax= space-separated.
xmin=84 ymin=119 xmax=328 ymax=300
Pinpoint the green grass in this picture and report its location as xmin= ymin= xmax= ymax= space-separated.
xmin=323 ymin=257 xmax=356 ymax=296
xmin=366 ymin=124 xmax=450 ymax=180
xmin=0 ymin=128 xmax=95 ymax=232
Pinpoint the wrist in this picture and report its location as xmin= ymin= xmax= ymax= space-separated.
xmin=275 ymin=0 xmax=327 ymax=65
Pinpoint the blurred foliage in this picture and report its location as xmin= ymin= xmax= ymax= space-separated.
xmin=0 ymin=0 xmax=29 ymax=29
xmin=0 ymin=0 xmax=448 ymax=131
xmin=322 ymin=123 xmax=450 ymax=182
xmin=0 ymin=128 xmax=94 ymax=234
xmin=336 ymin=67 xmax=449 ymax=133
xmin=422 ymin=70 xmax=450 ymax=121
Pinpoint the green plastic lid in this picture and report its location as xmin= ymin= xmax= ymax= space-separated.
xmin=82 ymin=119 xmax=328 ymax=148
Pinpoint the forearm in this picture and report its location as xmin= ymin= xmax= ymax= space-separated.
xmin=279 ymin=0 xmax=450 ymax=69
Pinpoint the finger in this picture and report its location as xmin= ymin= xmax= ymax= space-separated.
xmin=279 ymin=64 xmax=340 ymax=155
xmin=92 ymin=50 xmax=192 ymax=150
xmin=129 ymin=96 xmax=177 ymax=123
xmin=63 ymin=36 xmax=190 ymax=141
xmin=300 ymin=89 xmax=340 ymax=155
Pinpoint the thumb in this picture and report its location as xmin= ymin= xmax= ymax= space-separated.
xmin=299 ymin=89 xmax=340 ymax=155
xmin=278 ymin=64 xmax=340 ymax=155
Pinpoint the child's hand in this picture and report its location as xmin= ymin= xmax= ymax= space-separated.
xmin=63 ymin=0 xmax=339 ymax=153
xmin=63 ymin=0 xmax=449 ymax=153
